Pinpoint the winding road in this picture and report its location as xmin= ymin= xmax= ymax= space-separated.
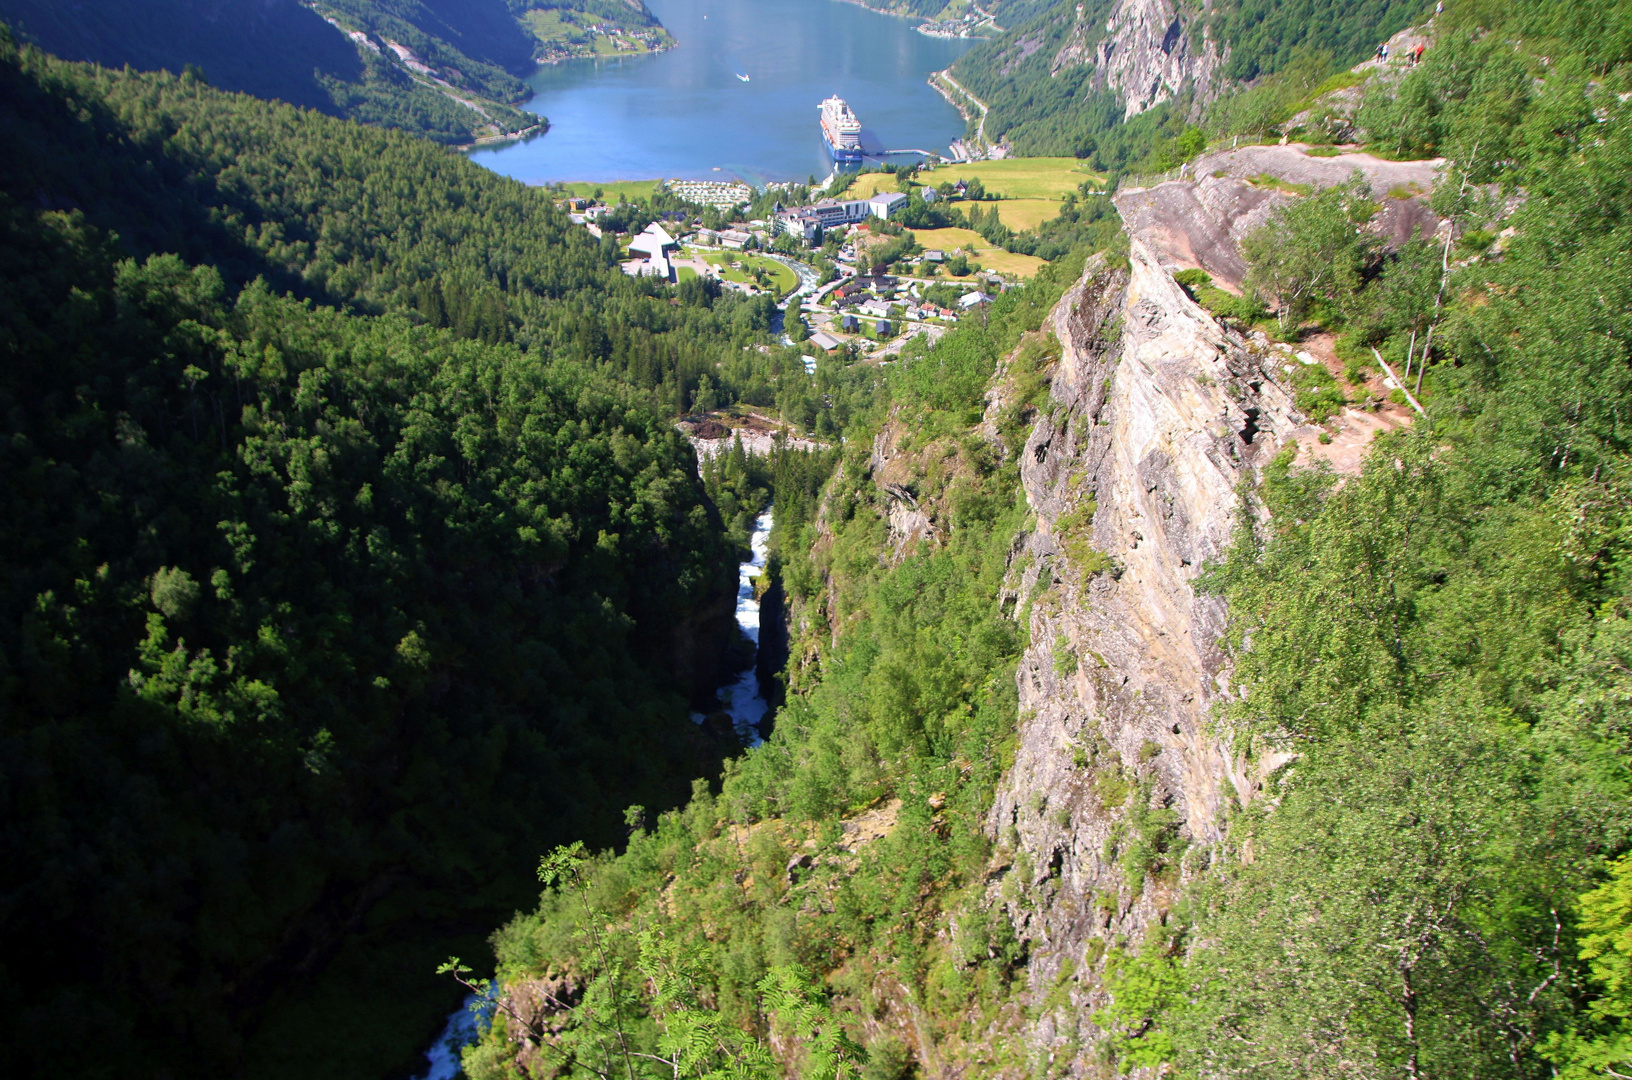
xmin=932 ymin=70 xmax=990 ymax=150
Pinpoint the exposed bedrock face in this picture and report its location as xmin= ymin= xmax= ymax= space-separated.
xmin=982 ymin=241 xmax=1304 ymax=1071
xmin=1051 ymin=0 xmax=1226 ymax=119
xmin=1115 ymin=143 xmax=1446 ymax=291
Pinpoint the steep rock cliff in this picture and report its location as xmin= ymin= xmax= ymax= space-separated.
xmin=978 ymin=239 xmax=1307 ymax=1072
xmin=1051 ymin=0 xmax=1226 ymax=119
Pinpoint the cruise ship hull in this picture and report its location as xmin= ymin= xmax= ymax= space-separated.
xmin=825 ymin=137 xmax=863 ymax=163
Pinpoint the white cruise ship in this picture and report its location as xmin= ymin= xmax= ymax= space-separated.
xmin=820 ymin=96 xmax=863 ymax=162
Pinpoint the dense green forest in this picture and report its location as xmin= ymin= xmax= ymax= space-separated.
xmin=0 ymin=30 xmax=816 ymax=1080
xmin=12 ymin=0 xmax=1632 ymax=1077
xmin=949 ymin=0 xmax=1423 ymax=161
xmin=0 ymin=0 xmax=669 ymax=144
xmin=457 ymin=250 xmax=1087 ymax=1080
xmin=447 ymin=5 xmax=1632 ymax=1079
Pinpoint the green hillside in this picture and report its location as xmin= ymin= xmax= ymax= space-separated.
xmin=11 ymin=2 xmax=1632 ymax=1079
xmin=449 ymin=8 xmax=1632 ymax=1079
xmin=0 ymin=30 xmax=799 ymax=1079
xmin=950 ymin=0 xmax=1424 ymax=161
xmin=0 ymin=0 xmax=673 ymax=144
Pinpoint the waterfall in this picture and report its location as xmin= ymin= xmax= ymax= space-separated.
xmin=412 ymin=514 xmax=775 ymax=1076
xmin=708 ymin=509 xmax=773 ymax=746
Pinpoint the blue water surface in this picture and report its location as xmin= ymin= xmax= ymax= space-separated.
xmin=467 ymin=0 xmax=976 ymax=185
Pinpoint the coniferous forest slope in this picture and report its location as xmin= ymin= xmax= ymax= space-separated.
xmin=0 ymin=0 xmax=670 ymax=144
xmin=0 ymin=29 xmax=813 ymax=1080
xmin=9 ymin=2 xmax=1632 ymax=1079
xmin=947 ymin=0 xmax=1632 ymax=170
xmin=451 ymin=5 xmax=1632 ymax=1080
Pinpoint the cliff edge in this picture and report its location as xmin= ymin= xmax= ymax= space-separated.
xmin=979 ymin=238 xmax=1306 ymax=1073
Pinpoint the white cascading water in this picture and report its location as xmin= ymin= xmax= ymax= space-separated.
xmin=717 ymin=509 xmax=773 ymax=747
xmin=413 ymin=512 xmax=775 ymax=1076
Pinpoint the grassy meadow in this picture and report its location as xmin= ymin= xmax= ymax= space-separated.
xmin=922 ymin=157 xmax=1104 ymax=200
xmin=556 ymin=179 xmax=664 ymax=202
xmin=909 ymin=226 xmax=1048 ymax=277
xmin=700 ymin=250 xmax=798 ymax=294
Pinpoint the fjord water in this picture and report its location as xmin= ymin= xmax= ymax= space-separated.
xmin=467 ymin=0 xmax=976 ymax=185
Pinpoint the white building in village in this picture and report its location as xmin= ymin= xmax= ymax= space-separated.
xmin=773 ymin=191 xmax=909 ymax=242
xmin=867 ymin=192 xmax=908 ymax=218
xmin=623 ymin=222 xmax=680 ymax=282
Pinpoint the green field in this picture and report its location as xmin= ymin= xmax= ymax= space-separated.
xmin=839 ymin=172 xmax=907 ymax=199
xmin=700 ymin=251 xmax=797 ymax=295
xmin=842 ymin=158 xmax=1103 ymax=238
xmin=992 ymin=198 xmax=1062 ymax=231
xmin=922 ymin=157 xmax=1104 ymax=200
xmin=557 ymin=179 xmax=664 ymax=203
xmin=910 ymin=226 xmax=1047 ymax=277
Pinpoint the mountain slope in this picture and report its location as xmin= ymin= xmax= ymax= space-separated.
xmin=0 ymin=0 xmax=363 ymax=111
xmin=0 ymin=0 xmax=670 ymax=144
xmin=0 ymin=0 xmax=538 ymax=142
xmin=455 ymin=13 xmax=1632 ymax=1077
xmin=0 ymin=34 xmax=788 ymax=1080
xmin=950 ymin=0 xmax=1422 ymax=160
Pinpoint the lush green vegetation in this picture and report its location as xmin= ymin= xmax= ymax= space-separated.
xmin=0 ymin=33 xmax=812 ymax=417
xmin=1212 ymin=0 xmax=1422 ymax=80
xmin=458 ymin=253 xmax=1094 ymax=1078
xmin=16 ymin=0 xmax=1632 ymax=1076
xmin=949 ymin=0 xmax=1420 ymax=168
xmin=0 ymin=0 xmax=370 ymax=113
xmin=948 ymin=0 xmax=1121 ymax=159
xmin=0 ymin=0 xmax=551 ymax=142
xmin=1089 ymin=18 xmax=1632 ymax=1077
xmin=456 ymin=7 xmax=1632 ymax=1079
xmin=0 ymin=31 xmax=829 ymax=1080
xmin=514 ymin=0 xmax=673 ymax=62
xmin=0 ymin=0 xmax=674 ymax=144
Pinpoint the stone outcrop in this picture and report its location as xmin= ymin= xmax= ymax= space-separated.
xmin=1050 ymin=0 xmax=1226 ymax=119
xmin=1115 ymin=143 xmax=1446 ymax=291
xmin=977 ymin=239 xmax=1308 ymax=1072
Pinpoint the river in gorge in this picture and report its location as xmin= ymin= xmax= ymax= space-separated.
xmin=411 ymin=512 xmax=774 ymax=1077
xmin=712 ymin=510 xmax=774 ymax=747
xmin=466 ymin=0 xmax=976 ymax=186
